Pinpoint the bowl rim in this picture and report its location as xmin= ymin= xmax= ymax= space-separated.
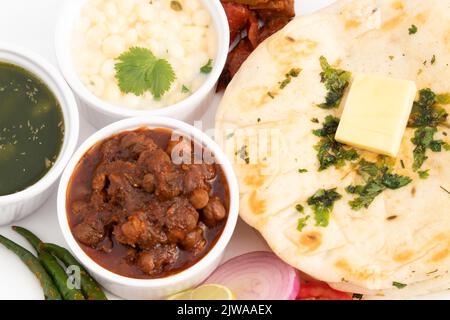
xmin=0 ymin=42 xmax=79 ymax=205
xmin=54 ymin=0 xmax=230 ymax=118
xmin=57 ymin=116 xmax=239 ymax=288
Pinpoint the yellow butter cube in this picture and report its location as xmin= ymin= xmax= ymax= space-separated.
xmin=335 ymin=74 xmax=417 ymax=157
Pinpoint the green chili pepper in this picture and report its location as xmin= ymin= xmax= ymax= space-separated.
xmin=0 ymin=234 xmax=61 ymax=300
xmin=12 ymin=226 xmax=42 ymax=252
xmin=38 ymin=250 xmax=85 ymax=300
xmin=40 ymin=243 xmax=107 ymax=300
xmin=12 ymin=226 xmax=85 ymax=300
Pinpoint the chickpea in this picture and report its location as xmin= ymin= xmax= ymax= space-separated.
xmin=103 ymin=2 xmax=118 ymax=20
xmin=202 ymin=197 xmax=227 ymax=227
xmin=137 ymin=252 xmax=155 ymax=275
xmin=100 ymin=59 xmax=115 ymax=78
xmin=137 ymin=3 xmax=155 ymax=22
xmin=102 ymin=35 xmax=126 ymax=58
xmin=189 ymin=188 xmax=209 ymax=209
xmin=75 ymin=0 xmax=217 ymax=110
xmin=142 ymin=174 xmax=156 ymax=193
xmin=193 ymin=10 xmax=210 ymax=26
xmin=104 ymin=84 xmax=121 ymax=102
xmin=181 ymin=228 xmax=206 ymax=251
xmin=116 ymin=0 xmax=136 ymax=15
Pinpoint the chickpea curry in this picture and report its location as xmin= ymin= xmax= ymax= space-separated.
xmin=67 ymin=128 xmax=229 ymax=279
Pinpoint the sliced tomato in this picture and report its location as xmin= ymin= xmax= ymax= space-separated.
xmin=297 ymin=282 xmax=352 ymax=300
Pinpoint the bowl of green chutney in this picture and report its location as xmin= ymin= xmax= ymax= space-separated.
xmin=0 ymin=43 xmax=79 ymax=225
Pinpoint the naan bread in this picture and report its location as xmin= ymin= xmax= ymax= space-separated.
xmin=215 ymin=0 xmax=450 ymax=298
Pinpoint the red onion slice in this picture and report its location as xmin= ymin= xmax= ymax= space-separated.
xmin=204 ymin=251 xmax=300 ymax=300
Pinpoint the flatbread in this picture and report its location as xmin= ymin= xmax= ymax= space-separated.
xmin=215 ymin=0 xmax=450 ymax=298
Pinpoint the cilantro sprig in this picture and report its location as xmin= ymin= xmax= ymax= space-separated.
xmin=114 ymin=47 xmax=176 ymax=99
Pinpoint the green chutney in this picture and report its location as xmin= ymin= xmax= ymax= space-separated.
xmin=0 ymin=62 xmax=64 ymax=196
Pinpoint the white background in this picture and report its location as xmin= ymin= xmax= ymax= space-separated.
xmin=3 ymin=0 xmax=444 ymax=301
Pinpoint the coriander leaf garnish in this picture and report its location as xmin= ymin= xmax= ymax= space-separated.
xmin=418 ymin=170 xmax=430 ymax=179
xmin=149 ymin=59 xmax=177 ymax=99
xmin=313 ymin=116 xmax=359 ymax=171
xmin=318 ymin=56 xmax=352 ymax=109
xmin=411 ymin=127 xmax=446 ymax=171
xmin=346 ymin=181 xmax=384 ymax=210
xmin=346 ymin=160 xmax=412 ymax=210
xmin=288 ymin=68 xmax=302 ymax=77
xmin=431 ymin=54 xmax=436 ymax=65
xmin=307 ymin=188 xmax=342 ymax=227
xmin=226 ymin=132 xmax=235 ymax=140
xmin=279 ymin=68 xmax=302 ymax=89
xmin=297 ymin=215 xmax=310 ymax=232
xmin=382 ymin=173 xmax=413 ymax=189
xmin=115 ymin=47 xmax=175 ymax=98
xmin=445 ymin=142 xmax=450 ymax=151
xmin=200 ymin=59 xmax=214 ymax=74
xmin=313 ymin=115 xmax=340 ymax=137
xmin=408 ymin=24 xmax=418 ymax=35
xmin=279 ymin=78 xmax=291 ymax=89
xmin=295 ymin=204 xmax=305 ymax=213
xmin=392 ymin=282 xmax=407 ymax=289
xmin=408 ymin=89 xmax=447 ymax=128
xmin=354 ymin=158 xmax=379 ymax=180
xmin=436 ymin=93 xmax=450 ymax=104
xmin=181 ymin=85 xmax=190 ymax=93
xmin=298 ymin=168 xmax=308 ymax=173
xmin=408 ymin=88 xmax=449 ymax=171
xmin=411 ymin=127 xmax=445 ymax=171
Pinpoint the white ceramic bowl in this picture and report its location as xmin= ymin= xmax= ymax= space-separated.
xmin=54 ymin=0 xmax=230 ymax=129
xmin=57 ymin=117 xmax=239 ymax=300
xmin=0 ymin=43 xmax=79 ymax=226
